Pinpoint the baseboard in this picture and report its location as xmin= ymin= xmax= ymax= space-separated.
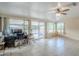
xmin=61 ymin=34 xmax=79 ymax=40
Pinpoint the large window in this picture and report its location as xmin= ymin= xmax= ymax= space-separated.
xmin=9 ymin=19 xmax=28 ymax=33
xmin=9 ymin=19 xmax=24 ymax=30
xmin=8 ymin=18 xmax=64 ymax=39
xmin=31 ymin=21 xmax=45 ymax=39
xmin=24 ymin=20 xmax=28 ymax=33
xmin=39 ymin=22 xmax=45 ymax=38
xmin=31 ymin=21 xmax=39 ymax=39
xmin=47 ymin=23 xmax=55 ymax=33
xmin=47 ymin=22 xmax=64 ymax=34
xmin=57 ymin=22 xmax=64 ymax=34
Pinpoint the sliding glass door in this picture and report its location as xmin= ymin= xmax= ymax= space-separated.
xmin=47 ymin=23 xmax=55 ymax=33
xmin=57 ymin=22 xmax=64 ymax=34
xmin=31 ymin=21 xmax=39 ymax=39
xmin=39 ymin=22 xmax=45 ymax=38
xmin=31 ymin=21 xmax=45 ymax=39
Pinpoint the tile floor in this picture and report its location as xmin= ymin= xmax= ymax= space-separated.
xmin=0 ymin=37 xmax=79 ymax=56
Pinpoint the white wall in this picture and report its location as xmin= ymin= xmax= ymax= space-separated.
xmin=63 ymin=18 xmax=79 ymax=40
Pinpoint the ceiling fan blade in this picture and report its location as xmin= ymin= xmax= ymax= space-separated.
xmin=61 ymin=13 xmax=67 ymax=15
xmin=62 ymin=9 xmax=70 ymax=12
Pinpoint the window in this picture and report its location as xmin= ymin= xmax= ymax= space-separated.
xmin=47 ymin=23 xmax=55 ymax=33
xmin=39 ymin=22 xmax=45 ymax=38
xmin=57 ymin=22 xmax=64 ymax=34
xmin=31 ymin=21 xmax=45 ymax=39
xmin=24 ymin=20 xmax=28 ymax=33
xmin=9 ymin=19 xmax=28 ymax=33
xmin=31 ymin=21 xmax=39 ymax=39
xmin=9 ymin=19 xmax=24 ymax=30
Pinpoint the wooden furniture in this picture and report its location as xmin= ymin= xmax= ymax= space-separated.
xmin=52 ymin=32 xmax=59 ymax=37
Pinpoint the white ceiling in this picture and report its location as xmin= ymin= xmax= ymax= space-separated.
xmin=0 ymin=2 xmax=79 ymax=21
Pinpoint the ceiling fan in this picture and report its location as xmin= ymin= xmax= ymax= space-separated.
xmin=49 ymin=2 xmax=77 ymax=15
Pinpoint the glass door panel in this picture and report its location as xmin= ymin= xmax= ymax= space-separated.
xmin=31 ymin=21 xmax=45 ymax=39
xmin=47 ymin=23 xmax=55 ymax=33
xmin=31 ymin=21 xmax=39 ymax=39
xmin=39 ymin=22 xmax=45 ymax=38
xmin=57 ymin=23 xmax=64 ymax=34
